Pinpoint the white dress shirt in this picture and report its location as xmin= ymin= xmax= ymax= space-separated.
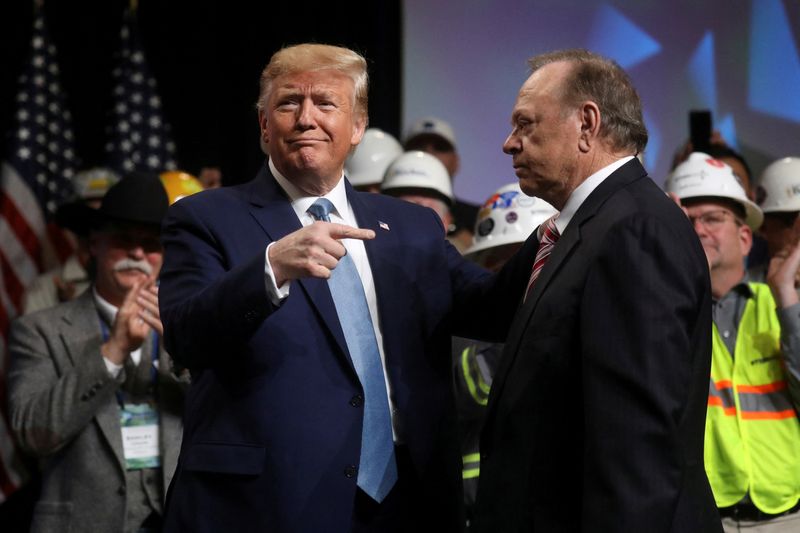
xmin=554 ymin=156 xmax=635 ymax=235
xmin=263 ymin=160 xmax=399 ymax=439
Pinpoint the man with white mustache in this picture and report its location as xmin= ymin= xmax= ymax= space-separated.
xmin=8 ymin=173 xmax=188 ymax=533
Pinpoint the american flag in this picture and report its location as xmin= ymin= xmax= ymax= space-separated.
xmin=105 ymin=8 xmax=177 ymax=174
xmin=0 ymin=10 xmax=78 ymax=502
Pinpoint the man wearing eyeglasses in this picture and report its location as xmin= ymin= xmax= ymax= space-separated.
xmin=666 ymin=152 xmax=800 ymax=532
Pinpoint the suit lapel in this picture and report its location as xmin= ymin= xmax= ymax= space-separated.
xmin=246 ymin=165 xmax=352 ymax=371
xmin=60 ymin=291 xmax=127 ymax=475
xmin=489 ymin=159 xmax=648 ymax=408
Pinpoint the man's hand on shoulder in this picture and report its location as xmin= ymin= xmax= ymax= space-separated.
xmin=269 ymin=222 xmax=375 ymax=286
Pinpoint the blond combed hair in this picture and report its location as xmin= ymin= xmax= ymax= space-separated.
xmin=256 ymin=43 xmax=369 ymax=123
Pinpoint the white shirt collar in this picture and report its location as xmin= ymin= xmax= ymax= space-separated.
xmin=268 ymin=159 xmax=352 ymax=224
xmin=92 ymin=286 xmax=118 ymax=326
xmin=555 ymin=156 xmax=635 ymax=234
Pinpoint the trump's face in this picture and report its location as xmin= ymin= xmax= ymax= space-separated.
xmin=503 ymin=61 xmax=582 ymax=210
xmin=260 ymin=69 xmax=366 ymax=195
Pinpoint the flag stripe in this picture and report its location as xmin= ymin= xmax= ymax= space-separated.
xmin=0 ymin=222 xmax=40 ymax=304
xmin=1 ymin=162 xmax=49 ymax=249
xmin=0 ymin=193 xmax=42 ymax=273
xmin=0 ymin=253 xmax=27 ymax=313
xmin=0 ymin=9 xmax=78 ymax=501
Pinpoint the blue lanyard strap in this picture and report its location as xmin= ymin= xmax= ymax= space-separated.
xmin=97 ymin=313 xmax=160 ymax=405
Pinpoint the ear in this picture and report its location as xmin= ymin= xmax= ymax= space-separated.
xmin=258 ymin=110 xmax=269 ymax=144
xmin=739 ymin=224 xmax=753 ymax=256
xmin=577 ymin=101 xmax=601 ymax=153
xmin=351 ymin=114 xmax=367 ymax=146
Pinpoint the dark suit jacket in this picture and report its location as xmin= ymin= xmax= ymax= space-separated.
xmin=158 ymin=165 xmax=536 ymax=532
xmin=473 ymin=159 xmax=722 ymax=532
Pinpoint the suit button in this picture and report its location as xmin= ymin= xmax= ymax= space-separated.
xmin=481 ymin=452 xmax=489 ymax=461
xmin=80 ymin=393 xmax=89 ymax=401
xmin=344 ymin=465 xmax=357 ymax=478
xmin=349 ymin=394 xmax=363 ymax=407
xmin=244 ymin=310 xmax=257 ymax=323
xmin=117 ymin=485 xmax=126 ymax=495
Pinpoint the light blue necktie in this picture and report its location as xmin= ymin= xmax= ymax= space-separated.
xmin=307 ymin=198 xmax=397 ymax=502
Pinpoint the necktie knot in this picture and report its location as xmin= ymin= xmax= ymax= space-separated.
xmin=308 ymin=198 xmax=335 ymax=222
xmin=541 ymin=216 xmax=560 ymax=244
xmin=524 ymin=215 xmax=560 ymax=302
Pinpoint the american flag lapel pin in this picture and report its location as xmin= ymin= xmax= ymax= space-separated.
xmin=379 ymin=221 xmax=390 ymax=231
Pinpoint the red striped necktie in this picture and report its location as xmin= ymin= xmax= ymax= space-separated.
xmin=524 ymin=215 xmax=560 ymax=302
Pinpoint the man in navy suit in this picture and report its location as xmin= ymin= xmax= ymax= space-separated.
xmin=159 ymin=43 xmax=536 ymax=532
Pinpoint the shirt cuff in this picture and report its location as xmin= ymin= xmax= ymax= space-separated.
xmin=778 ymin=302 xmax=800 ymax=336
xmin=103 ymin=357 xmax=124 ymax=379
xmin=264 ymin=242 xmax=290 ymax=306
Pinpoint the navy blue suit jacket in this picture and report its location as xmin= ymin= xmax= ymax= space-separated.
xmin=158 ymin=165 xmax=536 ymax=532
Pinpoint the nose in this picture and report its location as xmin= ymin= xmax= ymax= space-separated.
xmin=691 ymin=217 xmax=710 ymax=239
xmin=503 ymin=132 xmax=519 ymax=155
xmin=128 ymin=244 xmax=146 ymax=259
xmin=296 ymin=99 xmax=316 ymax=130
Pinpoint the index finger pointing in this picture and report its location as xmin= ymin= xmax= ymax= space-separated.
xmin=328 ymin=224 xmax=375 ymax=241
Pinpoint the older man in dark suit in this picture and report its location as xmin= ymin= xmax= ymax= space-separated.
xmin=8 ymin=174 xmax=186 ymax=533
xmin=158 ymin=43 xmax=535 ymax=533
xmin=472 ymin=49 xmax=722 ymax=532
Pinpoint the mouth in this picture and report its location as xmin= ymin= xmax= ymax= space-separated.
xmin=289 ymin=138 xmax=325 ymax=147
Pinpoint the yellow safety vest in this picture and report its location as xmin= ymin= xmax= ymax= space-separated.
xmin=705 ymin=282 xmax=800 ymax=513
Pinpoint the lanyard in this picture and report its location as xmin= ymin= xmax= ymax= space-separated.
xmin=98 ymin=314 xmax=160 ymax=406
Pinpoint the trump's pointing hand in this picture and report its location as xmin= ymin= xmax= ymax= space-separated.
xmin=269 ymin=221 xmax=375 ymax=286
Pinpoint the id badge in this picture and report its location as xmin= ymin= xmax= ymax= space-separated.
xmin=120 ymin=402 xmax=161 ymax=470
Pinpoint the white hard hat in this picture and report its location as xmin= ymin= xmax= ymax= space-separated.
xmin=465 ymin=183 xmax=558 ymax=256
xmin=404 ymin=117 xmax=457 ymax=150
xmin=345 ymin=128 xmax=403 ymax=187
xmin=757 ymin=157 xmax=800 ymax=213
xmin=665 ymin=152 xmax=763 ymax=230
xmin=73 ymin=167 xmax=120 ymax=200
xmin=381 ymin=151 xmax=454 ymax=205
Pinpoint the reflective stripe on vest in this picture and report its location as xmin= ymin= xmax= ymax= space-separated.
xmin=461 ymin=345 xmax=491 ymax=406
xmin=462 ymin=453 xmax=480 ymax=479
xmin=705 ymin=282 xmax=800 ymax=514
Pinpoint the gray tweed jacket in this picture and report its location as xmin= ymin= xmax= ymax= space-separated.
xmin=7 ymin=290 xmax=186 ymax=533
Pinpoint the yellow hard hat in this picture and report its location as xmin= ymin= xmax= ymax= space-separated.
xmin=159 ymin=170 xmax=204 ymax=205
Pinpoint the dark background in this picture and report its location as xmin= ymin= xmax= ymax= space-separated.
xmin=0 ymin=0 xmax=403 ymax=185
